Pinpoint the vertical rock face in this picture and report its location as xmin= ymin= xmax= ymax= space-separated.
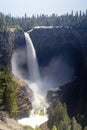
xmin=0 ymin=30 xmax=14 ymax=67
xmin=29 ymin=27 xmax=87 ymax=121
xmin=30 ymin=28 xmax=87 ymax=77
xmin=17 ymin=84 xmax=33 ymax=119
xmin=14 ymin=29 xmax=25 ymax=49
xmin=0 ymin=27 xmax=25 ymax=68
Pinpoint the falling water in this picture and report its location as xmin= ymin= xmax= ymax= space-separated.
xmin=18 ymin=33 xmax=48 ymax=128
xmin=24 ymin=32 xmax=40 ymax=82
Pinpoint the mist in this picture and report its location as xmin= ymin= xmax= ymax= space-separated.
xmin=11 ymin=48 xmax=28 ymax=79
xmin=11 ymin=32 xmax=75 ymax=128
xmin=40 ymin=56 xmax=74 ymax=87
xmin=12 ymin=50 xmax=75 ymax=90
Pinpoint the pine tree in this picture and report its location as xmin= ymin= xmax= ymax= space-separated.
xmin=48 ymin=100 xmax=70 ymax=130
xmin=4 ymin=80 xmax=18 ymax=117
xmin=52 ymin=125 xmax=57 ymax=130
xmin=71 ymin=117 xmax=82 ymax=130
xmin=0 ymin=66 xmax=18 ymax=117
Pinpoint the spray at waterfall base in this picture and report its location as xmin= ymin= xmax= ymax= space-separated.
xmin=12 ymin=32 xmax=74 ymax=128
xmin=11 ymin=32 xmax=49 ymax=128
xmin=18 ymin=81 xmax=49 ymax=128
xmin=24 ymin=32 xmax=49 ymax=113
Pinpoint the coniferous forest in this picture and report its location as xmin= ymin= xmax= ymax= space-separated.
xmin=0 ymin=9 xmax=87 ymax=130
xmin=0 ymin=10 xmax=87 ymax=31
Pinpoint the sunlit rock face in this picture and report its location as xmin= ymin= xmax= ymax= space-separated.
xmin=12 ymin=75 xmax=33 ymax=119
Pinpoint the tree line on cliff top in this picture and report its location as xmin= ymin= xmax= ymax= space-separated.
xmin=0 ymin=10 xmax=87 ymax=31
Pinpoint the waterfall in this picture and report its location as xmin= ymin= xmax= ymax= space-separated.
xmin=24 ymin=32 xmax=48 ymax=110
xmin=18 ymin=33 xmax=48 ymax=128
xmin=24 ymin=32 xmax=40 ymax=82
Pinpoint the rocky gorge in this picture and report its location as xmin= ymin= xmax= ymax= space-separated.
xmin=29 ymin=27 xmax=87 ymax=126
xmin=0 ymin=26 xmax=87 ymax=129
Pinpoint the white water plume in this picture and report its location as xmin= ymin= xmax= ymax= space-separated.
xmin=15 ymin=32 xmax=49 ymax=128
xmin=24 ymin=32 xmax=40 ymax=82
xmin=18 ymin=81 xmax=48 ymax=128
xmin=18 ymin=113 xmax=48 ymax=128
xmin=24 ymin=32 xmax=49 ymax=111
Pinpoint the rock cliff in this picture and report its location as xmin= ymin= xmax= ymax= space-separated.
xmin=0 ymin=26 xmax=87 ymax=123
xmin=12 ymin=75 xmax=33 ymax=119
xmin=29 ymin=27 xmax=83 ymax=74
xmin=0 ymin=27 xmax=25 ymax=68
xmin=29 ymin=27 xmax=86 ymax=123
xmin=0 ymin=27 xmax=33 ymax=119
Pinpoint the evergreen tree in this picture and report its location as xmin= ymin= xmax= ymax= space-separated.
xmin=71 ymin=117 xmax=82 ymax=130
xmin=0 ymin=13 xmax=6 ymax=27
xmin=48 ymin=100 xmax=70 ymax=130
xmin=0 ymin=66 xmax=18 ymax=117
xmin=52 ymin=125 xmax=57 ymax=130
xmin=4 ymin=79 xmax=18 ymax=117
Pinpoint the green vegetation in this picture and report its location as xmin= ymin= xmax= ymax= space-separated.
xmin=48 ymin=100 xmax=85 ymax=130
xmin=48 ymin=100 xmax=70 ymax=130
xmin=52 ymin=125 xmax=57 ymax=130
xmin=0 ymin=10 xmax=87 ymax=31
xmin=35 ymin=126 xmax=41 ymax=130
xmin=23 ymin=125 xmax=34 ymax=130
xmin=71 ymin=117 xmax=82 ymax=130
xmin=0 ymin=66 xmax=18 ymax=117
xmin=0 ymin=9 xmax=87 ymax=130
xmin=39 ymin=110 xmax=44 ymax=116
xmin=23 ymin=125 xmax=42 ymax=130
